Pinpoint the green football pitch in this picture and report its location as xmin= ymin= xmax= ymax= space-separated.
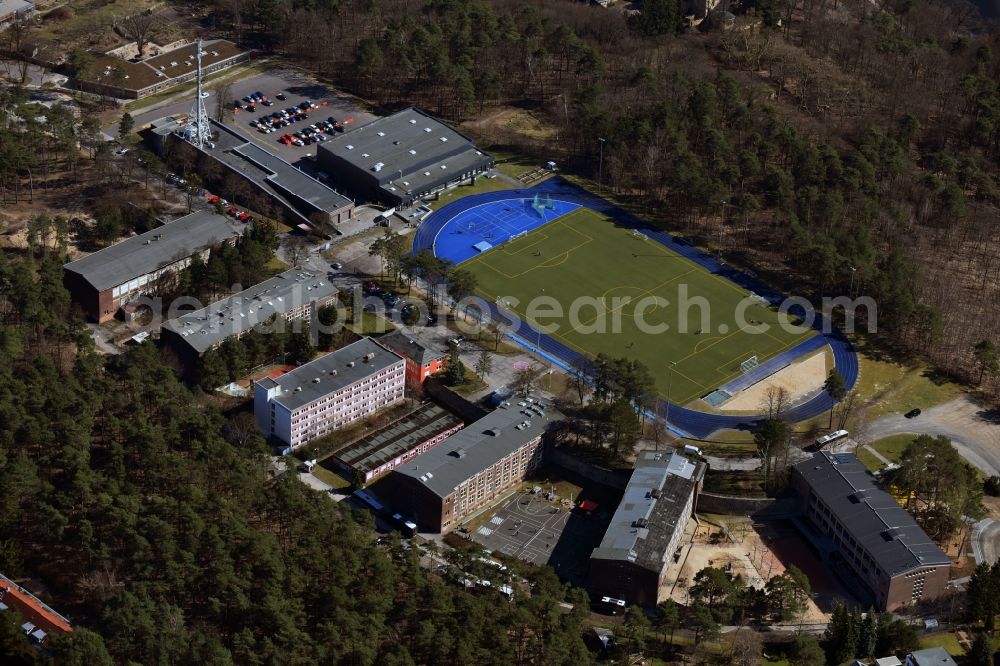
xmin=462 ymin=207 xmax=816 ymax=405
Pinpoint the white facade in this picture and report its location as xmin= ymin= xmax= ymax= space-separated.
xmin=255 ymin=349 xmax=405 ymax=451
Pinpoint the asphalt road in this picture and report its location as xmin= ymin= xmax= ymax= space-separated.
xmin=862 ymin=396 xmax=1000 ymax=476
xmin=973 ymin=519 xmax=1000 ymax=565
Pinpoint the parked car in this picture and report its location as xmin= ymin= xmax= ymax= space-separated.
xmin=330 ymin=262 xmax=343 ymax=270
xmin=905 ymin=408 xmax=922 ymax=418
xmin=276 ymin=93 xmax=287 ymax=101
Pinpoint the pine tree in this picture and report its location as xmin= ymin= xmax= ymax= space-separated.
xmin=858 ymin=608 xmax=878 ymax=658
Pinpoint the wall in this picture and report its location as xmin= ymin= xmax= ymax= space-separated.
xmin=546 ymin=448 xmax=631 ymax=490
xmin=695 ymin=492 xmax=798 ymax=516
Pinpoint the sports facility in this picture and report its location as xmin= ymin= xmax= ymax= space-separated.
xmin=413 ymin=178 xmax=858 ymax=438
xmin=461 ymin=205 xmax=814 ymax=404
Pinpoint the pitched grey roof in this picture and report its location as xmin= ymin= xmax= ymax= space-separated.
xmin=332 ymin=403 xmax=462 ymax=475
xmin=318 ymin=107 xmax=491 ymax=197
xmin=256 ymin=338 xmax=403 ymax=412
xmin=591 ymin=451 xmax=702 ymax=571
xmin=376 ymin=330 xmax=446 ymax=366
xmin=908 ymin=647 xmax=958 ymax=666
xmin=63 ymin=210 xmax=240 ymax=292
xmin=161 ymin=268 xmax=337 ymax=353
xmin=393 ymin=400 xmax=563 ymax=498
xmin=794 ymin=452 xmax=950 ymax=576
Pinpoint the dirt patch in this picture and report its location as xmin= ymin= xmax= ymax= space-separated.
xmin=718 ymin=349 xmax=828 ymax=412
xmin=461 ymin=107 xmax=556 ymax=147
xmin=670 ymin=519 xmax=828 ymax=622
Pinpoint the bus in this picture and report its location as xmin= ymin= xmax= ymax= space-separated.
xmin=815 ymin=430 xmax=849 ymax=448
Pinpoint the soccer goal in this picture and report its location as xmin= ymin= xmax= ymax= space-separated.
xmin=740 ymin=355 xmax=760 ymax=374
xmin=632 ymin=229 xmax=648 ymax=241
xmin=507 ymin=230 xmax=528 ymax=244
xmin=531 ymin=193 xmax=555 ymax=215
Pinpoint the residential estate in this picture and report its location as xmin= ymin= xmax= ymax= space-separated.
xmin=316 ymin=107 xmax=494 ymax=207
xmin=253 ymin=337 xmax=405 ymax=452
xmin=376 ymin=399 xmax=562 ymax=532
xmin=791 ymin=452 xmax=951 ymax=612
xmin=589 ymin=451 xmax=705 ymax=607
xmin=63 ymin=210 xmax=242 ymax=323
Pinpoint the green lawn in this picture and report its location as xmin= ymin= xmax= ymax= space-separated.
xmin=462 ymin=207 xmax=815 ymax=404
xmin=856 ymin=446 xmax=886 ymax=472
xmin=849 ymin=354 xmax=964 ymax=424
xmin=869 ymin=434 xmax=916 ymax=463
xmin=427 ymin=176 xmax=512 ymax=210
xmin=920 ymin=631 xmax=965 ymax=656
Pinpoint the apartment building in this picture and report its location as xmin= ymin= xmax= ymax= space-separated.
xmin=254 ymin=338 xmax=405 ymax=452
xmin=590 ymin=451 xmax=705 ymax=607
xmin=791 ymin=452 xmax=951 ymax=611
xmin=378 ymin=399 xmax=562 ymax=532
xmin=63 ymin=210 xmax=241 ymax=322
xmin=326 ymin=403 xmax=463 ymax=484
xmin=161 ymin=268 xmax=338 ymax=369
xmin=375 ymin=330 xmax=448 ymax=387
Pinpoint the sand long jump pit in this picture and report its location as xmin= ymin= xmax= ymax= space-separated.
xmin=716 ymin=349 xmax=829 ymax=412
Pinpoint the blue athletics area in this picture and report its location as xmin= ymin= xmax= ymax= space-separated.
xmin=413 ymin=177 xmax=859 ymax=440
xmin=427 ymin=196 xmax=580 ymax=265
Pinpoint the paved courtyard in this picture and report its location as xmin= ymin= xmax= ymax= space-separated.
xmin=470 ymin=493 xmax=610 ymax=586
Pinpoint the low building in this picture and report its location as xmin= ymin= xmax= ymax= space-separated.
xmin=253 ymin=337 xmax=405 ymax=452
xmin=791 ymin=452 xmax=951 ymax=612
xmin=63 ymin=210 xmax=241 ymax=322
xmin=377 ymin=400 xmax=562 ymax=532
xmin=160 ymin=267 xmax=338 ymax=367
xmin=75 ymin=39 xmax=249 ymax=100
xmin=326 ymin=403 xmax=463 ymax=485
xmin=316 ymin=107 xmax=493 ymax=207
xmin=143 ymin=118 xmax=355 ymax=229
xmin=589 ymin=451 xmax=705 ymax=607
xmin=0 ymin=573 xmax=72 ymax=646
xmin=375 ymin=330 xmax=447 ymax=387
xmin=0 ymin=0 xmax=33 ymax=23
xmin=906 ymin=647 xmax=957 ymax=666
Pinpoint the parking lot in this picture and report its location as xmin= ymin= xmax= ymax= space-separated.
xmin=128 ymin=67 xmax=378 ymax=164
xmin=470 ymin=492 xmax=611 ymax=586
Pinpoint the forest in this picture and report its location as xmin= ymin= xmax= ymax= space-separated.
xmin=0 ymin=249 xmax=594 ymax=663
xmin=201 ymin=0 xmax=1000 ymax=396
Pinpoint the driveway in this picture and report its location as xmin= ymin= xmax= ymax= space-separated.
xmin=862 ymin=396 xmax=1000 ymax=476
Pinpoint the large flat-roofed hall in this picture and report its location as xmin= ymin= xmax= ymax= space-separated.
xmin=316 ymin=107 xmax=493 ymax=207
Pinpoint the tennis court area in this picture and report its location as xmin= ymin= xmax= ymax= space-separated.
xmin=461 ymin=205 xmax=817 ymax=405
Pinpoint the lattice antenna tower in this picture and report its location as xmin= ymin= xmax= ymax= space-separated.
xmin=189 ymin=39 xmax=212 ymax=149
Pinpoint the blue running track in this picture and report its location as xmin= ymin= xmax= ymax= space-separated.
xmin=413 ymin=178 xmax=859 ymax=439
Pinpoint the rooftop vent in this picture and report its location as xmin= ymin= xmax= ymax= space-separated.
xmin=347 ymin=361 xmax=355 ymax=368
xmin=450 ymin=448 xmax=467 ymax=458
xmin=424 ymin=127 xmax=432 ymax=132
xmin=294 ymin=386 xmax=302 ymax=392
xmin=409 ymin=118 xmax=417 ymax=124
xmin=346 ymin=144 xmax=354 ymax=150
xmin=362 ymin=153 xmax=369 ymax=158
xmin=312 ymin=378 xmax=321 ymax=384
xmin=377 ymin=131 xmax=385 ymax=137
xmin=372 ymin=162 xmax=384 ymax=172
xmin=486 ymin=428 xmax=501 ymax=437
xmin=408 ymin=149 xmax=416 ymax=155
xmin=440 ymin=136 xmax=448 ymax=142
xmin=634 ymin=517 xmax=648 ymax=528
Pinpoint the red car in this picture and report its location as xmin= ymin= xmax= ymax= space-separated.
xmin=237 ymin=212 xmax=251 ymax=221
xmin=208 ymin=195 xmax=221 ymax=204
xmin=226 ymin=207 xmax=239 ymax=217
